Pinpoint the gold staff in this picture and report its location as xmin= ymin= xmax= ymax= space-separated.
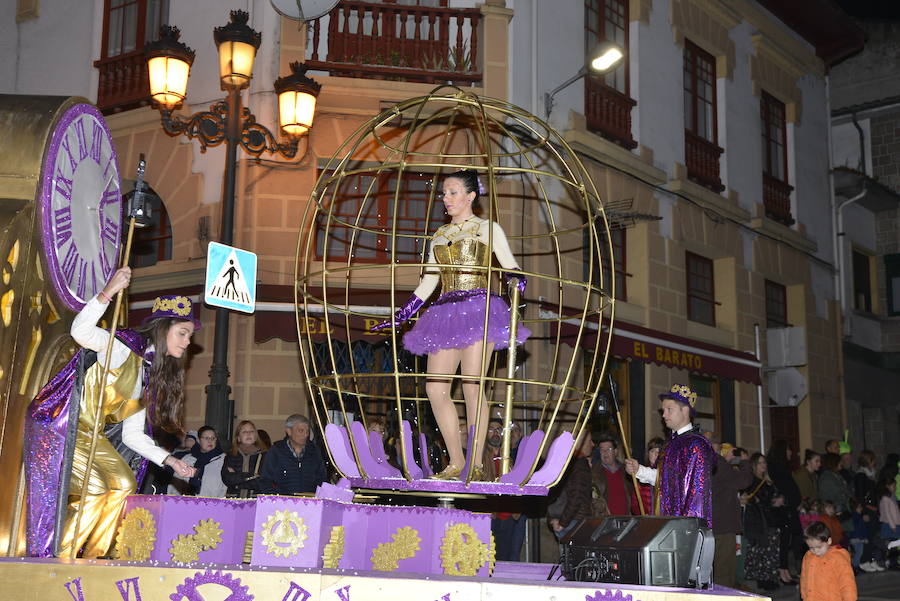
xmin=608 ymin=373 xmax=645 ymax=516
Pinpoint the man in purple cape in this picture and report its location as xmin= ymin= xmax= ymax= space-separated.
xmin=625 ymin=384 xmax=715 ymax=527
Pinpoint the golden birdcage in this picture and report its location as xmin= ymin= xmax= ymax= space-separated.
xmin=295 ymin=88 xmax=615 ymax=495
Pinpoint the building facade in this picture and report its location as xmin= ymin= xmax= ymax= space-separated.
xmin=830 ymin=16 xmax=900 ymax=459
xmin=0 ymin=0 xmax=862 ymax=472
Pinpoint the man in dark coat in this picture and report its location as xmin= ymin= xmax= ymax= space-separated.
xmin=261 ymin=414 xmax=326 ymax=495
xmin=710 ymin=440 xmax=753 ymax=588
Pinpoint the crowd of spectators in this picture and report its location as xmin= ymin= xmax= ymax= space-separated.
xmin=545 ymin=429 xmax=899 ymax=597
xmin=146 ymin=414 xmax=327 ymax=499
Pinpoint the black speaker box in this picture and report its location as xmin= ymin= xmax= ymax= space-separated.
xmin=560 ymin=515 xmax=715 ymax=588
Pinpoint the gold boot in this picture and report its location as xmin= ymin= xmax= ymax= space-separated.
xmin=430 ymin=464 xmax=462 ymax=480
xmin=469 ymin=465 xmax=485 ymax=481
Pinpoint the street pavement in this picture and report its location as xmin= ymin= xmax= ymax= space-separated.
xmin=752 ymin=569 xmax=900 ymax=601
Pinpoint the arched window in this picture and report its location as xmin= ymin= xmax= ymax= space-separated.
xmin=124 ymin=181 xmax=172 ymax=267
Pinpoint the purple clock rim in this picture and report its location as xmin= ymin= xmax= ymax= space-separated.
xmin=39 ymin=101 xmax=122 ymax=313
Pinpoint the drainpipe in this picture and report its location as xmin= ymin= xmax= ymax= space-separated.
xmin=851 ymin=112 xmax=866 ymax=173
xmin=829 ymin=75 xmax=867 ymax=435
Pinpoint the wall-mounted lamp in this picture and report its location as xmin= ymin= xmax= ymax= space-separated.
xmin=544 ymin=41 xmax=625 ymax=119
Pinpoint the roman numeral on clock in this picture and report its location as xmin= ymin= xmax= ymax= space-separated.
xmin=61 ymin=244 xmax=81 ymax=283
xmin=76 ymin=258 xmax=88 ymax=298
xmin=75 ymin=119 xmax=89 ymax=162
xmin=54 ymin=167 xmax=73 ymax=201
xmin=90 ymin=121 xmax=103 ymax=164
xmin=100 ymin=187 xmax=119 ymax=207
xmin=55 ymin=206 xmax=73 ymax=246
xmin=60 ymin=135 xmax=78 ymax=173
xmin=101 ymin=215 xmax=119 ymax=245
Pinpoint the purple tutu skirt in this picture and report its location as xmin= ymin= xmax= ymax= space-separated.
xmin=402 ymin=288 xmax=532 ymax=355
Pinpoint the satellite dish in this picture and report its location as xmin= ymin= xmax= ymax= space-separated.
xmin=270 ymin=0 xmax=339 ymax=21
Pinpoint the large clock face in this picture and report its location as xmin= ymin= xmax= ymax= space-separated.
xmin=39 ymin=103 xmax=122 ymax=311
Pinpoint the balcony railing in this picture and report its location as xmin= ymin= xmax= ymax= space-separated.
xmin=763 ymin=173 xmax=795 ymax=226
xmin=94 ymin=50 xmax=149 ymax=114
xmin=305 ymin=1 xmax=482 ymax=86
xmin=685 ymin=130 xmax=725 ymax=193
xmin=585 ymin=76 xmax=637 ymax=149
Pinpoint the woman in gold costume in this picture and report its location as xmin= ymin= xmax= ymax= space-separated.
xmin=373 ymin=170 xmax=530 ymax=480
xmin=60 ymin=266 xmax=198 ymax=557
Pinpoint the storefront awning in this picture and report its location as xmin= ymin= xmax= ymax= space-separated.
xmin=254 ymin=287 xmax=400 ymax=345
xmin=542 ymin=303 xmax=761 ymax=385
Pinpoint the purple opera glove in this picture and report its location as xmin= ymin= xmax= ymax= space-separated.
xmin=371 ymin=294 xmax=425 ymax=331
xmin=502 ymin=271 xmax=527 ymax=295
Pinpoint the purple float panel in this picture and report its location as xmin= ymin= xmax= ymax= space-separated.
xmin=350 ymin=420 xmax=392 ymax=478
xmin=500 ymin=430 xmax=545 ymax=485
xmin=525 ymin=430 xmax=575 ymax=487
xmin=418 ymin=432 xmax=433 ymax=477
xmin=368 ymin=430 xmax=402 ymax=477
xmin=315 ymin=480 xmax=355 ymax=503
xmin=345 ymin=474 xmax=549 ymax=495
xmin=400 ymin=420 xmax=424 ymax=479
xmin=458 ymin=424 xmax=475 ymax=481
xmin=324 ymin=423 xmax=360 ymax=478
xmin=250 ymin=496 xmax=344 ymax=568
xmin=339 ymin=503 xmax=492 ymax=576
xmin=425 ymin=507 xmax=493 ymax=577
xmin=119 ymin=495 xmax=255 ymax=564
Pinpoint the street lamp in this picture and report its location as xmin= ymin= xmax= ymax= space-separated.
xmin=145 ymin=11 xmax=321 ymax=442
xmin=544 ymin=41 xmax=625 ymax=118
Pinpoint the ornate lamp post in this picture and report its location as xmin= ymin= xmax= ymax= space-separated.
xmin=146 ymin=11 xmax=321 ymax=441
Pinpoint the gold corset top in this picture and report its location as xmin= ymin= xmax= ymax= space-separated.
xmin=433 ymin=238 xmax=490 ymax=291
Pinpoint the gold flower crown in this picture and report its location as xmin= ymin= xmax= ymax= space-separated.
xmin=152 ymin=295 xmax=192 ymax=317
xmin=669 ymin=384 xmax=698 ymax=408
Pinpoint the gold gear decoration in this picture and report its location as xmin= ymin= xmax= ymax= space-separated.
xmin=114 ymin=507 xmax=157 ymax=560
xmin=488 ymin=532 xmax=497 ymax=575
xmin=192 ymin=519 xmax=223 ymax=550
xmin=169 ymin=533 xmax=202 ymax=563
xmin=260 ymin=510 xmax=308 ymax=558
xmin=321 ymin=526 xmax=346 ymax=569
xmin=440 ymin=523 xmax=491 ymax=576
xmin=371 ymin=526 xmax=421 ymax=572
xmin=167 ymin=518 xmax=224 ymax=563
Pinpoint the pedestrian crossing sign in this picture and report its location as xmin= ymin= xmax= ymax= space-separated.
xmin=204 ymin=241 xmax=257 ymax=313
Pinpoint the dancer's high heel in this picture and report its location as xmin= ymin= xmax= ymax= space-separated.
xmin=430 ymin=464 xmax=462 ymax=480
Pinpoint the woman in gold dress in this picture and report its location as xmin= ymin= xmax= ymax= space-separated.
xmin=373 ymin=170 xmax=530 ymax=480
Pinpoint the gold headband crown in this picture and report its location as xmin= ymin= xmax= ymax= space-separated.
xmin=670 ymin=384 xmax=698 ymax=407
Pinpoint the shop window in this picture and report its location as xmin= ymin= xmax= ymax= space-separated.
xmin=688 ymin=375 xmax=719 ymax=435
xmin=683 ymin=40 xmax=724 ymax=192
xmin=886 ymin=254 xmax=900 ymax=317
xmin=852 ymin=249 xmax=872 ymax=313
xmin=584 ymin=357 xmax=629 ymax=438
xmin=765 ymin=279 xmax=788 ymax=328
xmin=315 ymin=170 xmax=445 ymax=264
xmin=686 ymin=251 xmax=715 ymax=326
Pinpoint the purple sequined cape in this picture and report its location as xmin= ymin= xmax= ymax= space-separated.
xmin=23 ymin=329 xmax=147 ymax=557
xmin=656 ymin=428 xmax=715 ymax=528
